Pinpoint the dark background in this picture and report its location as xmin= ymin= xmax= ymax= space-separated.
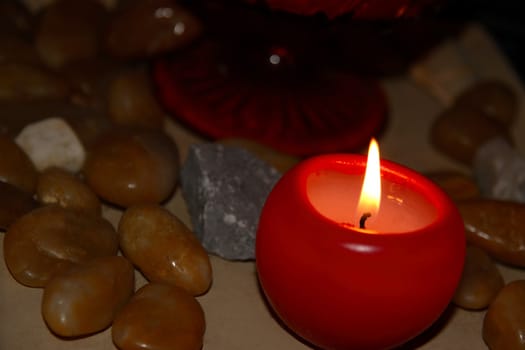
xmin=445 ymin=0 xmax=525 ymax=82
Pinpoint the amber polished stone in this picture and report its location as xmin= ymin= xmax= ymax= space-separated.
xmin=35 ymin=0 xmax=107 ymax=68
xmin=426 ymin=170 xmax=480 ymax=201
xmin=0 ymin=134 xmax=37 ymax=193
xmin=105 ymin=0 xmax=202 ymax=59
xmin=483 ymin=280 xmax=525 ymax=349
xmin=107 ymin=69 xmax=165 ymax=130
xmin=36 ymin=167 xmax=101 ymax=215
xmin=0 ymin=181 xmax=38 ymax=231
xmin=430 ymin=105 xmax=510 ymax=165
xmin=4 ymin=205 xmax=119 ymax=287
xmin=42 ymin=255 xmax=134 ymax=337
xmin=84 ymin=128 xmax=179 ymax=208
xmin=455 ymin=79 xmax=518 ymax=127
xmin=112 ymin=283 xmax=205 ymax=350
xmin=118 ymin=204 xmax=212 ymax=296
xmin=457 ymin=199 xmax=525 ymax=267
xmin=453 ymin=245 xmax=504 ymax=310
xmin=0 ymin=62 xmax=70 ymax=100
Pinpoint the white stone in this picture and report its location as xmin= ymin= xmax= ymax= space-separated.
xmin=474 ymin=137 xmax=525 ymax=203
xmin=15 ymin=117 xmax=85 ymax=173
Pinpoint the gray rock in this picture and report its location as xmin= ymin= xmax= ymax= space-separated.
xmin=474 ymin=137 xmax=525 ymax=203
xmin=180 ymin=143 xmax=281 ymax=260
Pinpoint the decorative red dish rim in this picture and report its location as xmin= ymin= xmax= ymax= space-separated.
xmin=153 ymin=57 xmax=388 ymax=156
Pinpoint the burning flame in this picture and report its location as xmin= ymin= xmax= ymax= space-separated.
xmin=357 ymin=138 xmax=381 ymax=226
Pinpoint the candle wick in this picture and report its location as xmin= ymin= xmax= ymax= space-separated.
xmin=359 ymin=213 xmax=372 ymax=229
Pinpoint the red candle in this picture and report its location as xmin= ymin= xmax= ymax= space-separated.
xmin=256 ymin=140 xmax=465 ymax=350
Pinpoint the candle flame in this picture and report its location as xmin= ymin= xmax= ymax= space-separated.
xmin=357 ymin=139 xmax=381 ymax=225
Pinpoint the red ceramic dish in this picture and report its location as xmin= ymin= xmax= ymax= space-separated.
xmin=153 ymin=41 xmax=388 ymax=156
xmin=152 ymin=1 xmax=454 ymax=156
xmin=242 ymin=0 xmax=444 ymax=19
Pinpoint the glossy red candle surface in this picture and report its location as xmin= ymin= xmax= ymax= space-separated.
xmin=256 ymin=154 xmax=465 ymax=350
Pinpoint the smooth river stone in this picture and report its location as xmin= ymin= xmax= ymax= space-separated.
xmin=452 ymin=245 xmax=504 ymax=310
xmin=42 ymin=255 xmax=134 ymax=337
xmin=457 ymin=199 xmax=525 ymax=267
xmin=455 ymin=79 xmax=518 ymax=127
xmin=426 ymin=170 xmax=480 ymax=201
xmin=35 ymin=0 xmax=107 ymax=69
xmin=104 ymin=0 xmax=202 ymax=59
xmin=180 ymin=143 xmax=281 ymax=260
xmin=118 ymin=204 xmax=212 ymax=296
xmin=3 ymin=205 xmax=119 ymax=287
xmin=430 ymin=105 xmax=510 ymax=165
xmin=483 ymin=280 xmax=525 ymax=349
xmin=0 ymin=34 xmax=41 ymax=65
xmin=0 ymin=134 xmax=37 ymax=193
xmin=107 ymin=69 xmax=165 ymax=129
xmin=61 ymin=57 xmax=120 ymax=113
xmin=112 ymin=283 xmax=205 ymax=350
xmin=36 ymin=167 xmax=101 ymax=215
xmin=84 ymin=128 xmax=179 ymax=208
xmin=0 ymin=181 xmax=38 ymax=231
xmin=0 ymin=62 xmax=70 ymax=100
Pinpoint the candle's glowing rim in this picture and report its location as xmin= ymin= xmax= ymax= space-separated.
xmin=297 ymin=154 xmax=455 ymax=236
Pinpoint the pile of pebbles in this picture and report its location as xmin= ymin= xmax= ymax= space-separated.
xmin=3 ymin=0 xmax=525 ymax=349
xmin=429 ymin=79 xmax=525 ymax=349
xmin=1 ymin=1 xmax=211 ymax=349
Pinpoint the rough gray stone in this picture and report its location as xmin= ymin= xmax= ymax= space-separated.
xmin=180 ymin=143 xmax=281 ymax=260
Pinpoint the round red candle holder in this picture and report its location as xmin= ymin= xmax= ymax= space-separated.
xmin=256 ymin=154 xmax=465 ymax=350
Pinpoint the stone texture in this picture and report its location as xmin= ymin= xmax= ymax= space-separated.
xmin=180 ymin=144 xmax=281 ymax=260
xmin=15 ymin=117 xmax=85 ymax=172
xmin=118 ymin=204 xmax=212 ymax=296
xmin=4 ymin=205 xmax=118 ymax=287
xmin=430 ymin=105 xmax=510 ymax=165
xmin=483 ymin=280 xmax=525 ymax=349
xmin=112 ymin=283 xmax=205 ymax=350
xmin=84 ymin=128 xmax=179 ymax=208
xmin=42 ymin=256 xmax=134 ymax=337
xmin=457 ymin=198 xmax=525 ymax=267
xmin=425 ymin=170 xmax=480 ymax=202
xmin=0 ymin=62 xmax=70 ymax=100
xmin=474 ymin=138 xmax=525 ymax=203
xmin=455 ymin=79 xmax=518 ymax=126
xmin=0 ymin=134 xmax=38 ymax=193
xmin=35 ymin=0 xmax=107 ymax=69
xmin=104 ymin=0 xmax=202 ymax=59
xmin=452 ymin=245 xmax=504 ymax=310
xmin=0 ymin=181 xmax=38 ymax=231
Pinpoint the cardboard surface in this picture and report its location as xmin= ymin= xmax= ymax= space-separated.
xmin=1 ymin=24 xmax=525 ymax=350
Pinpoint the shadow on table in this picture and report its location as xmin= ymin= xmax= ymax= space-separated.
xmin=395 ymin=304 xmax=458 ymax=349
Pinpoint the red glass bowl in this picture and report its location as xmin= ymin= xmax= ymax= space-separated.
xmin=153 ymin=2 xmax=393 ymax=156
xmin=154 ymin=46 xmax=387 ymax=156
xmin=242 ymin=0 xmax=445 ymax=19
xmin=153 ymin=1 xmax=458 ymax=156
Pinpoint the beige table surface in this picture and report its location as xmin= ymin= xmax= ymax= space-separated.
xmin=1 ymin=23 xmax=525 ymax=350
